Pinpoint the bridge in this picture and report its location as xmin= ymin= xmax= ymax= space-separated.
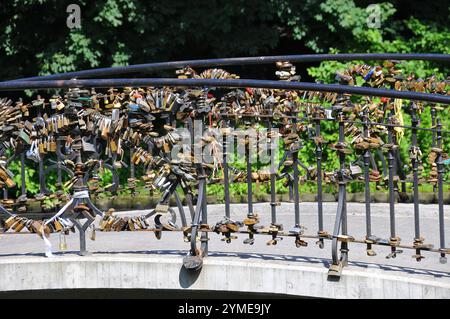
xmin=0 ymin=202 xmax=448 ymax=298
xmin=1 ymin=252 xmax=449 ymax=299
xmin=0 ymin=53 xmax=448 ymax=298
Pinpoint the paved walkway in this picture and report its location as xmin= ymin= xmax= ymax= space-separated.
xmin=0 ymin=202 xmax=449 ymax=273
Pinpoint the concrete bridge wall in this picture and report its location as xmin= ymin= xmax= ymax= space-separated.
xmin=0 ymin=254 xmax=448 ymax=298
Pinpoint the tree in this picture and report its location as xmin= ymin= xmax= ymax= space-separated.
xmin=0 ymin=0 xmax=448 ymax=80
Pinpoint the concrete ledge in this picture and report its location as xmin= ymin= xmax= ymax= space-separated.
xmin=0 ymin=254 xmax=449 ymax=298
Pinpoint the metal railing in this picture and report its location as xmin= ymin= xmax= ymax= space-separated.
xmin=0 ymin=53 xmax=448 ymax=279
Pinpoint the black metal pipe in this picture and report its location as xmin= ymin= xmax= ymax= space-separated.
xmin=190 ymin=177 xmax=205 ymax=255
xmin=387 ymin=113 xmax=397 ymax=255
xmin=1 ymin=78 xmax=449 ymax=104
xmin=410 ymin=103 xmax=421 ymax=259
xmin=395 ymin=149 xmax=407 ymax=194
xmin=268 ymin=115 xmax=277 ymax=224
xmin=436 ymin=119 xmax=447 ymax=263
xmin=430 ymin=107 xmax=438 ymax=193
xmin=77 ymin=221 xmax=88 ymax=256
xmin=7 ymin=53 xmax=449 ymax=82
xmin=1 ymin=180 xmax=7 ymax=201
xmin=377 ymin=149 xmax=388 ymax=178
xmin=292 ymin=151 xmax=300 ymax=226
xmin=183 ymin=117 xmax=195 ymax=220
xmin=130 ymin=149 xmax=135 ymax=179
xmin=38 ymin=155 xmax=45 ymax=193
xmin=270 ymin=165 xmax=277 ymax=224
xmin=186 ymin=111 xmax=206 ymax=256
xmin=292 ymin=102 xmax=301 ymax=228
xmin=431 ymin=107 xmax=437 ymax=148
xmin=362 ymin=109 xmax=373 ymax=253
xmin=331 ymin=186 xmax=346 ymax=265
xmin=201 ymin=167 xmax=208 ymax=256
xmin=20 ymin=153 xmax=26 ymax=196
xmin=338 ymin=116 xmax=349 ymax=264
xmin=315 ymin=118 xmax=324 ymax=248
xmin=174 ymin=192 xmax=187 ymax=228
xmin=246 ymin=140 xmax=253 ymax=217
xmin=222 ymin=122 xmax=231 ymax=219
xmin=288 ymin=178 xmax=293 ymax=201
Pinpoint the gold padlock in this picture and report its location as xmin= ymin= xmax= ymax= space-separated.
xmin=56 ymin=101 xmax=65 ymax=111
xmin=59 ymin=232 xmax=67 ymax=250
xmin=4 ymin=215 xmax=17 ymax=230
xmin=38 ymin=140 xmax=45 ymax=154
xmin=163 ymin=142 xmax=170 ymax=153
xmin=57 ymin=116 xmax=63 ymax=129
xmin=54 ymin=219 xmax=63 ymax=232
xmin=49 ymin=137 xmax=57 ymax=152
xmin=110 ymin=139 xmax=118 ymax=153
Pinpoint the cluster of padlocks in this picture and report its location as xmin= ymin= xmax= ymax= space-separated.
xmin=0 ymin=58 xmax=448 ymax=274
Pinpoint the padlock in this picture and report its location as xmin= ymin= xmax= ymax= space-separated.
xmin=59 ymin=232 xmax=67 ymax=250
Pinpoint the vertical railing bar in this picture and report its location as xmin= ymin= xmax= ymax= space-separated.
xmin=201 ymin=165 xmax=208 ymax=255
xmin=329 ymin=111 xmax=348 ymax=275
xmin=315 ymin=117 xmax=324 ymax=248
xmin=38 ymin=155 xmax=45 ymax=193
xmin=268 ymin=113 xmax=277 ymax=224
xmin=387 ymin=110 xmax=398 ymax=257
xmin=20 ymin=153 xmax=26 ymax=197
xmin=338 ymin=115 xmax=348 ymax=264
xmin=2 ymin=187 xmax=7 ymax=202
xmin=369 ymin=154 xmax=378 ymax=172
xmin=362 ymin=108 xmax=374 ymax=255
xmin=37 ymin=109 xmax=47 ymax=196
xmin=130 ymin=150 xmax=135 ymax=179
xmin=431 ymin=106 xmax=436 ymax=148
xmin=288 ymin=179 xmax=293 ymax=201
xmin=246 ymin=139 xmax=253 ymax=217
xmin=436 ymin=119 xmax=447 ymax=263
xmin=395 ymin=147 xmax=407 ymax=194
xmin=129 ymin=147 xmax=136 ymax=197
xmin=375 ymin=149 xmax=387 ymax=178
xmin=222 ymin=121 xmax=231 ymax=219
xmin=430 ymin=106 xmax=437 ymax=196
xmin=56 ymin=139 xmax=62 ymax=190
xmin=410 ymin=103 xmax=422 ymax=261
xmin=292 ymin=109 xmax=300 ymax=228
xmin=292 ymin=157 xmax=300 ymax=227
xmin=184 ymin=116 xmax=207 ymax=266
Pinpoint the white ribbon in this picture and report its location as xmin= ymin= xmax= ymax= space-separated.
xmin=26 ymin=140 xmax=40 ymax=162
xmin=325 ymin=109 xmax=334 ymax=119
xmin=42 ymin=190 xmax=89 ymax=257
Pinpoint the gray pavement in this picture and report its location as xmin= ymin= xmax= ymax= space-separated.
xmin=0 ymin=202 xmax=449 ymax=273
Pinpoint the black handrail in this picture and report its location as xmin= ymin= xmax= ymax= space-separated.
xmin=4 ymin=53 xmax=449 ymax=82
xmin=1 ymin=78 xmax=449 ymax=104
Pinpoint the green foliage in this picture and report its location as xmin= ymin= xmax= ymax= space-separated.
xmin=1 ymin=1 xmax=448 ymax=80
xmin=0 ymin=0 xmax=280 ymax=80
xmin=9 ymin=160 xmax=40 ymax=195
xmin=308 ymin=13 xmax=450 ymax=81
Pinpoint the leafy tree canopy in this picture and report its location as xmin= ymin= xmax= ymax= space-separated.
xmin=0 ymin=0 xmax=448 ymax=81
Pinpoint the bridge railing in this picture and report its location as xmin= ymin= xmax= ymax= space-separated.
xmin=0 ymin=53 xmax=448 ymax=279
